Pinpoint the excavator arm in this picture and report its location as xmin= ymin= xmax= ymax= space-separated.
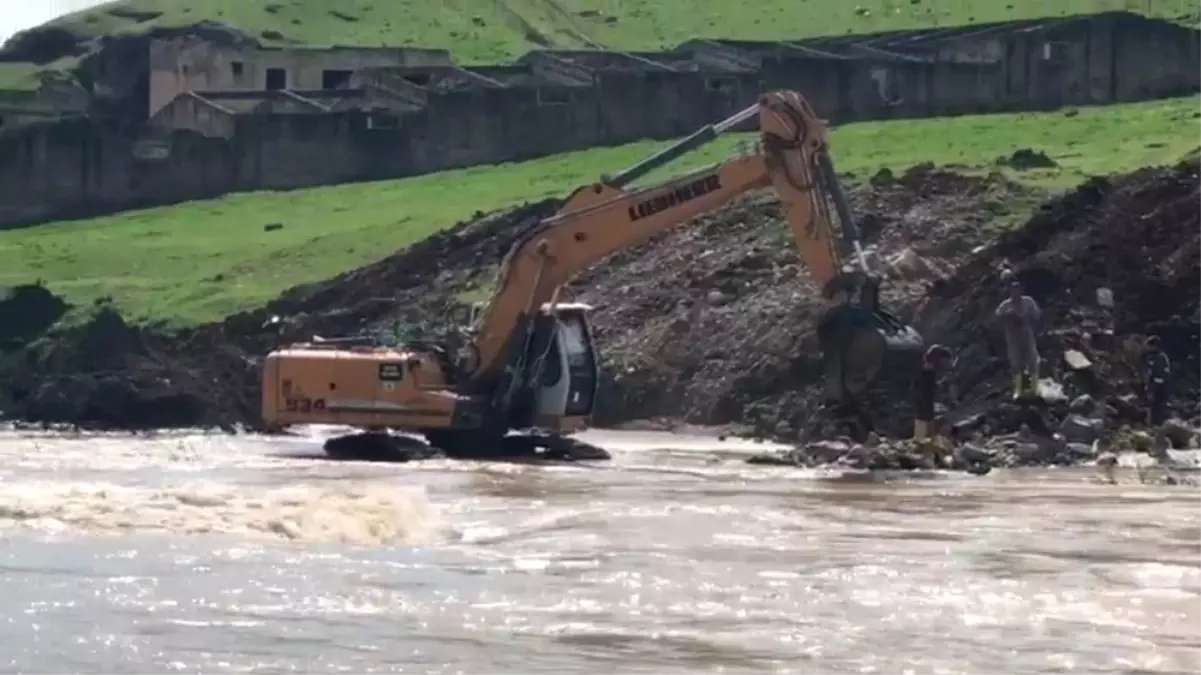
xmin=462 ymin=90 xmax=922 ymax=417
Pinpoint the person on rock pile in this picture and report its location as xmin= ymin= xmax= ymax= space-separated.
xmin=912 ymin=343 xmax=956 ymax=462
xmin=994 ymin=271 xmax=1042 ymax=401
xmin=1142 ymin=335 xmax=1172 ymax=427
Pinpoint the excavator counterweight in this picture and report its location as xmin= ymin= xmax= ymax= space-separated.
xmin=260 ymin=90 xmax=925 ymax=460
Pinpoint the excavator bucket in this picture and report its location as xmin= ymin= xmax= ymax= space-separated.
xmin=804 ymin=149 xmax=926 ymax=407
xmin=818 ymin=303 xmax=925 ymax=404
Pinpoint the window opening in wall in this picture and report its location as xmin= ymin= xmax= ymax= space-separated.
xmin=705 ymin=77 xmax=735 ymax=93
xmin=266 ymin=67 xmax=288 ymax=90
xmin=1042 ymin=41 xmax=1069 ymax=63
xmin=537 ymin=88 xmax=571 ymax=106
xmin=402 ymin=73 xmax=431 ymax=86
xmin=231 ymin=61 xmax=244 ymax=77
xmin=322 ymin=69 xmax=353 ymax=89
xmin=367 ymin=114 xmax=399 ymax=130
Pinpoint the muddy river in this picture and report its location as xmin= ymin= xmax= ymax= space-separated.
xmin=0 ymin=427 xmax=1196 ymax=673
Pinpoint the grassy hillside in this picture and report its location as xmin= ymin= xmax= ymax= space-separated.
xmin=0 ymin=95 xmax=1194 ymax=327
xmin=8 ymin=0 xmax=1197 ymax=64
xmin=0 ymin=64 xmax=39 ymax=89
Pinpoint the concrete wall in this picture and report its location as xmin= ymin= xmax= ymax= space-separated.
xmin=1 ymin=11 xmax=1197 ymax=229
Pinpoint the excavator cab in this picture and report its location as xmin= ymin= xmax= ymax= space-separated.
xmin=451 ymin=300 xmax=601 ymax=432
xmin=515 ymin=302 xmax=601 ymax=431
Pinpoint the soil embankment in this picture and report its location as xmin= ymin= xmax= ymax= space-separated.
xmin=0 ymin=160 xmax=1196 ymax=470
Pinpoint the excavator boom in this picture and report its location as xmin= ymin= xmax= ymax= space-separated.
xmin=463 ymin=91 xmax=920 ymax=414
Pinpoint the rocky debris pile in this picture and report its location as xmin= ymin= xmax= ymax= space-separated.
xmin=747 ymin=435 xmax=994 ymax=474
xmin=0 ymin=305 xmax=248 ymax=429
xmin=740 ymin=159 xmax=1200 ymax=447
xmin=570 ymin=165 xmax=1030 ymax=432
xmin=748 ymin=416 xmax=1201 ymax=477
xmin=743 ymin=156 xmax=1201 ymax=473
xmin=924 ymin=159 xmax=1200 ymax=421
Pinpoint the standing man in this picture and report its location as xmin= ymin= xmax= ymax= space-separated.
xmin=1142 ymin=335 xmax=1171 ymax=426
xmin=995 ymin=273 xmax=1042 ymax=401
xmin=913 ymin=344 xmax=955 ymax=459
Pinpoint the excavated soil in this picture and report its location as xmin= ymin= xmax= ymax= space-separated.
xmin=0 ymin=161 xmax=1196 ymax=466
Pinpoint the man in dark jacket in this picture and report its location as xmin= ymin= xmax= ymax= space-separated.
xmin=913 ymin=344 xmax=955 ymax=457
xmin=1142 ymin=336 xmax=1171 ymax=426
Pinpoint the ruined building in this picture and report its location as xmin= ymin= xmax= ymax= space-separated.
xmin=0 ymin=11 xmax=1196 ymax=228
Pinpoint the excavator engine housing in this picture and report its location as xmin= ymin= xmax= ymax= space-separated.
xmin=261 ymin=303 xmax=601 ymax=444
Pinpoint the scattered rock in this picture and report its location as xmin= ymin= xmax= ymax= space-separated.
xmin=1068 ymin=393 xmax=1095 ymax=414
xmin=1160 ymin=418 xmax=1197 ymax=449
xmin=1059 ymin=414 xmax=1104 ymax=444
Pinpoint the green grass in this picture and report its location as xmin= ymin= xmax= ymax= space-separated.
xmin=0 ymin=64 xmax=43 ymax=91
xmin=0 ymin=95 xmax=1195 ymax=327
xmin=29 ymin=0 xmax=1198 ymax=64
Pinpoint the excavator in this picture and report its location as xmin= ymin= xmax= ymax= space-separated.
xmin=260 ymin=90 xmax=924 ymax=461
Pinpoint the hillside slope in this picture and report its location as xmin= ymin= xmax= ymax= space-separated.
xmin=0 ymin=0 xmax=1192 ymax=82
xmin=0 ymin=95 xmax=1194 ymax=326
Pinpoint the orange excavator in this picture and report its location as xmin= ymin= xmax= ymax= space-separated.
xmin=261 ymin=90 xmax=924 ymax=461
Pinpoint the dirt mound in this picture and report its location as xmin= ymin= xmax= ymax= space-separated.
xmin=0 ymin=307 xmax=237 ymax=429
xmin=0 ymin=283 xmax=69 ymax=350
xmin=921 ymin=159 xmax=1200 ymax=426
xmin=998 ymin=148 xmax=1058 ymax=170
xmin=747 ymin=158 xmax=1200 ymax=447
xmin=572 ymin=165 xmax=1031 ymax=436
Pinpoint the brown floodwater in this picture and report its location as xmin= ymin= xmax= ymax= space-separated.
xmin=0 ymin=427 xmax=1196 ymax=674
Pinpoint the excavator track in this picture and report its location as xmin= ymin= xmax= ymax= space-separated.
xmin=322 ymin=431 xmax=439 ymax=462
xmin=320 ymin=430 xmax=612 ymax=463
xmin=428 ymin=430 xmax=612 ymax=462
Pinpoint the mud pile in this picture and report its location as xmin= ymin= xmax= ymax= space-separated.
xmin=925 ymin=160 xmax=1200 ymax=421
xmin=568 ymin=165 xmax=1033 ymax=435
xmin=747 ymin=158 xmax=1201 ymax=465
